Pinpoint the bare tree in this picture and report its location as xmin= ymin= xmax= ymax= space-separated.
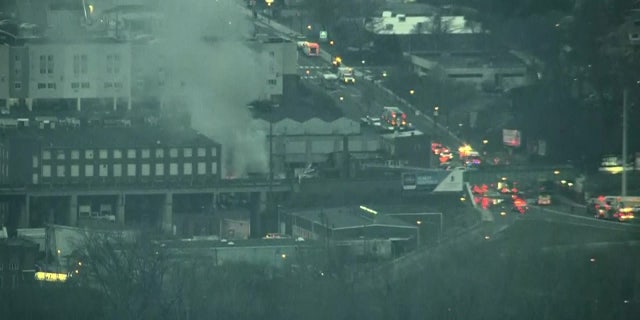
xmin=70 ymin=232 xmax=173 ymax=320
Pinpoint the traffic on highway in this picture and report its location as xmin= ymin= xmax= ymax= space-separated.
xmin=253 ymin=9 xmax=638 ymax=231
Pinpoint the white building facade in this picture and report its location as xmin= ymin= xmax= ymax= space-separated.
xmin=3 ymin=40 xmax=132 ymax=112
xmin=27 ymin=41 xmax=131 ymax=102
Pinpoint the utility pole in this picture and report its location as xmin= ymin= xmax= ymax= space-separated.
xmin=268 ymin=106 xmax=274 ymax=233
xmin=622 ymin=88 xmax=628 ymax=197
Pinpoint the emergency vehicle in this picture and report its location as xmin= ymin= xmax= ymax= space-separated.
xmin=300 ymin=42 xmax=320 ymax=56
xmin=381 ymin=106 xmax=409 ymax=131
xmin=588 ymin=195 xmax=637 ymax=222
xmin=338 ymin=67 xmax=355 ymax=84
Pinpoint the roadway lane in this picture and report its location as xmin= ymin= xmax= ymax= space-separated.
xmin=247 ymin=7 xmax=466 ymax=153
xmin=247 ymin=7 xmax=475 ymax=150
xmin=522 ymin=204 xmax=640 ymax=233
xmin=297 ymin=52 xmax=464 ymax=150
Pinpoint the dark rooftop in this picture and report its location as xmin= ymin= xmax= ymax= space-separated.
xmin=401 ymin=33 xmax=494 ymax=51
xmin=8 ymin=126 xmax=219 ymax=149
xmin=251 ymin=80 xmax=347 ymax=123
xmin=0 ymin=237 xmax=39 ymax=248
xmin=415 ymin=50 xmax=526 ymax=68
xmin=22 ymin=36 xmax=128 ymax=45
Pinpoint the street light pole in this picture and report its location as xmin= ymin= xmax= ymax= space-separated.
xmin=416 ymin=220 xmax=421 ymax=248
xmin=433 ymin=106 xmax=439 ymax=130
xmin=269 ymin=109 xmax=274 ymax=233
xmin=622 ymin=88 xmax=628 ymax=197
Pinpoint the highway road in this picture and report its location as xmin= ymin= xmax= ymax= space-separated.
xmin=521 ymin=204 xmax=640 ymax=233
xmin=248 ymin=10 xmax=465 ymax=149
xmin=296 ymin=53 xmax=464 ymax=148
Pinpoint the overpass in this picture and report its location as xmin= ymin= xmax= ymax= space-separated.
xmin=0 ymin=178 xmax=292 ymax=196
xmin=465 ymin=164 xmax=577 ymax=185
xmin=0 ymin=178 xmax=294 ymax=236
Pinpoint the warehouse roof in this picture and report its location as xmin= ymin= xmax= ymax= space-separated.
xmin=8 ymin=125 xmax=219 ymax=149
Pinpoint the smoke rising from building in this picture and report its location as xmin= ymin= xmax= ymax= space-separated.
xmin=141 ymin=0 xmax=269 ymax=177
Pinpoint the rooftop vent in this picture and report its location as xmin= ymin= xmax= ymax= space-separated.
xmin=39 ymin=120 xmax=56 ymax=130
xmin=0 ymin=118 xmax=18 ymax=129
xmin=59 ymin=117 xmax=80 ymax=128
xmin=397 ymin=14 xmax=407 ymax=22
xmin=17 ymin=118 xmax=29 ymax=128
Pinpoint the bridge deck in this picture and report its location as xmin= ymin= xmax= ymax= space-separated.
xmin=0 ymin=179 xmax=293 ymax=196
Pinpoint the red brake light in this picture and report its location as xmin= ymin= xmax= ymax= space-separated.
xmin=402 ymin=113 xmax=406 ymax=119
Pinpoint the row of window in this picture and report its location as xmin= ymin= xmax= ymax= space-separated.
xmin=106 ymin=54 xmax=122 ymax=74
xmin=73 ymin=54 xmax=88 ymax=75
xmin=71 ymin=82 xmax=124 ymax=89
xmin=49 ymin=54 xmax=122 ymax=75
xmin=14 ymin=53 xmax=124 ymax=88
xmin=35 ymin=82 xmax=125 ymax=90
xmin=37 ymin=83 xmax=57 ymax=89
xmin=40 ymin=147 xmax=217 ymax=162
xmin=39 ymin=54 xmax=54 ymax=75
xmin=0 ymin=164 xmax=7 ymax=178
xmin=40 ymin=162 xmax=218 ymax=178
xmin=71 ymin=82 xmax=91 ymax=89
xmin=104 ymin=82 xmax=124 ymax=89
xmin=0 ymin=262 xmax=20 ymax=271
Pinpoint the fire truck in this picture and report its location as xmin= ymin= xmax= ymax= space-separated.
xmin=380 ymin=106 xmax=409 ymax=131
xmin=299 ymin=42 xmax=320 ymax=56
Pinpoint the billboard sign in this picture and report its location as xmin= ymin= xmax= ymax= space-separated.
xmin=401 ymin=167 xmax=464 ymax=192
xmin=503 ymin=129 xmax=521 ymax=147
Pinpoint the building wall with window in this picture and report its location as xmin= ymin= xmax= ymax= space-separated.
xmin=0 ymin=238 xmax=38 ymax=289
xmin=130 ymin=42 xmax=167 ymax=100
xmin=26 ymin=41 xmax=131 ymax=99
xmin=253 ymin=37 xmax=297 ymax=105
xmin=35 ymin=145 xmax=220 ymax=186
xmin=0 ymin=44 xmax=9 ymax=102
xmin=5 ymin=127 xmax=221 ymax=188
xmin=8 ymin=45 xmax=29 ymax=100
xmin=0 ymin=140 xmax=8 ymax=185
xmin=6 ymin=131 xmax=40 ymax=186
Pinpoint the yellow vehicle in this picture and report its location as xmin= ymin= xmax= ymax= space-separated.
xmin=338 ymin=67 xmax=355 ymax=84
xmin=332 ymin=56 xmax=342 ymax=68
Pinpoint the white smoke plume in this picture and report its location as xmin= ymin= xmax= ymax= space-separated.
xmin=137 ymin=0 xmax=270 ymax=177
